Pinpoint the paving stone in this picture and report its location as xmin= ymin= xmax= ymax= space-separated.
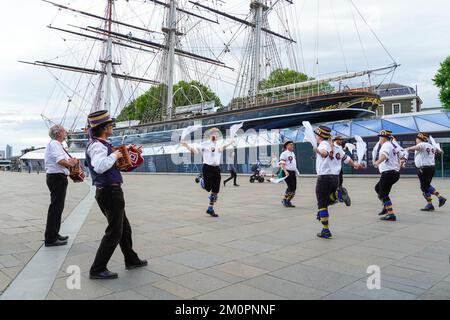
xmin=165 ymin=250 xmax=229 ymax=269
xmin=96 ymin=290 xmax=148 ymax=300
xmin=270 ymin=263 xmax=360 ymax=292
xmin=213 ymin=261 xmax=267 ymax=279
xmin=196 ymin=283 xmax=284 ymax=300
xmin=0 ymin=255 xmax=22 ymax=268
xmin=199 ymin=268 xmax=246 ymax=284
xmin=243 ymin=275 xmax=328 ymax=299
xmin=134 ymin=284 xmax=181 ymax=300
xmin=338 ymin=280 xmax=417 ymax=300
xmin=95 ymin=268 xmax=165 ymax=292
xmin=170 ymin=271 xmax=231 ymax=294
xmin=51 ymin=275 xmax=114 ymax=300
xmin=2 ymin=174 xmax=450 ymax=300
xmin=152 ymin=280 xmax=200 ymax=299
xmin=144 ymin=258 xmax=195 ymax=278
xmin=422 ymin=281 xmax=450 ymax=298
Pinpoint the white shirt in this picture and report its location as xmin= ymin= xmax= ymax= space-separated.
xmin=280 ymin=151 xmax=297 ymax=171
xmin=331 ymin=144 xmax=351 ymax=175
xmin=414 ymin=142 xmax=436 ymax=168
xmin=377 ymin=141 xmax=401 ymax=173
xmin=86 ymin=140 xmax=119 ymax=174
xmin=316 ymin=141 xmax=350 ymax=175
xmin=199 ymin=140 xmax=222 ymax=166
xmin=44 ymin=140 xmax=70 ymax=175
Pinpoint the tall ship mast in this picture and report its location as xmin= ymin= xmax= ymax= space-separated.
xmin=21 ymin=0 xmax=399 ymax=149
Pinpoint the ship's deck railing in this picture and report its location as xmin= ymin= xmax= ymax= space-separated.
xmin=228 ymin=85 xmax=373 ymax=110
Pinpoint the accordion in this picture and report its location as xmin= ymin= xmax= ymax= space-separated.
xmin=114 ymin=145 xmax=144 ymax=172
xmin=69 ymin=159 xmax=85 ymax=183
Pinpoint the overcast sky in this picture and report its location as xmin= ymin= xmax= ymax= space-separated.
xmin=1 ymin=0 xmax=449 ymax=155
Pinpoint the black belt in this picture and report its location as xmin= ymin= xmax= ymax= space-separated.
xmin=420 ymin=166 xmax=434 ymax=169
xmin=381 ymin=170 xmax=398 ymax=174
xmin=46 ymin=173 xmax=67 ymax=177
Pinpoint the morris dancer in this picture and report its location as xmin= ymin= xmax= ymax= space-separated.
xmin=85 ymin=110 xmax=147 ymax=280
xmin=279 ymin=140 xmax=298 ymax=208
xmin=405 ymin=132 xmax=447 ymax=211
xmin=182 ymin=128 xmax=234 ymax=217
xmin=332 ymin=136 xmax=351 ymax=206
xmin=373 ymin=130 xmax=401 ymax=221
xmin=313 ymin=127 xmax=363 ymax=238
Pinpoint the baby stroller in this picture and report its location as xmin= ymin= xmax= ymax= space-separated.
xmin=249 ymin=162 xmax=266 ymax=183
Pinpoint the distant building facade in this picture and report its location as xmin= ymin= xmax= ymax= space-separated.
xmin=372 ymin=83 xmax=423 ymax=116
xmin=0 ymin=150 xmax=5 ymax=159
xmin=6 ymin=145 xmax=12 ymax=159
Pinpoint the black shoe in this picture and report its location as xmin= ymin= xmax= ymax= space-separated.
xmin=223 ymin=181 xmax=226 ymax=187
xmin=89 ymin=270 xmax=118 ymax=280
xmin=317 ymin=230 xmax=332 ymax=239
xmin=45 ymin=239 xmax=68 ymax=247
xmin=233 ymin=184 xmax=240 ymax=187
xmin=421 ymin=205 xmax=435 ymax=212
xmin=57 ymin=234 xmax=69 ymax=241
xmin=380 ymin=215 xmax=396 ymax=221
xmin=378 ymin=207 xmax=388 ymax=216
xmin=126 ymin=259 xmax=148 ymax=270
xmin=439 ymin=197 xmax=447 ymax=207
xmin=341 ymin=187 xmax=351 ymax=207
xmin=206 ymin=207 xmax=219 ymax=217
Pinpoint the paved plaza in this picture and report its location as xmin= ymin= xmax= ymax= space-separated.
xmin=0 ymin=172 xmax=450 ymax=300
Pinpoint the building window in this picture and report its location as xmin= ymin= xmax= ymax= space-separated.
xmin=393 ymin=103 xmax=401 ymax=114
xmin=377 ymin=104 xmax=384 ymax=116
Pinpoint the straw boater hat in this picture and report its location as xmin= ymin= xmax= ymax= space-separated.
xmin=87 ymin=110 xmax=115 ymax=128
xmin=378 ymin=130 xmax=393 ymax=139
xmin=332 ymin=135 xmax=344 ymax=142
xmin=315 ymin=126 xmax=332 ymax=139
xmin=283 ymin=140 xmax=294 ymax=149
xmin=416 ymin=132 xmax=429 ymax=142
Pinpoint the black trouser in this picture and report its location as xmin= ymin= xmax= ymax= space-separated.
xmin=375 ymin=170 xmax=400 ymax=202
xmin=316 ymin=175 xmax=339 ymax=209
xmin=418 ymin=166 xmax=435 ymax=193
xmin=284 ymin=170 xmax=297 ymax=193
xmin=45 ymin=173 xmax=68 ymax=244
xmin=224 ymin=168 xmax=237 ymax=185
xmin=338 ymin=169 xmax=344 ymax=189
xmin=202 ymin=164 xmax=221 ymax=193
xmin=90 ymin=186 xmax=139 ymax=274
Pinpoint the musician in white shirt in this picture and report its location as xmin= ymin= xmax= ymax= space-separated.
xmin=373 ymin=130 xmax=401 ymax=221
xmin=313 ymin=127 xmax=363 ymax=239
xmin=182 ymin=127 xmax=234 ymax=217
xmin=405 ymin=132 xmax=446 ymax=211
xmin=43 ymin=125 xmax=78 ymax=247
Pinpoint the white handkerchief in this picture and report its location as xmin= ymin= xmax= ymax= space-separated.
xmin=269 ymin=176 xmax=288 ymax=184
xmin=345 ymin=143 xmax=355 ymax=154
xmin=230 ymin=122 xmax=244 ymax=138
xmin=180 ymin=124 xmax=201 ymax=141
xmin=429 ymin=135 xmax=442 ymax=152
xmin=354 ymin=135 xmax=367 ymax=164
xmin=302 ymin=121 xmax=317 ymax=148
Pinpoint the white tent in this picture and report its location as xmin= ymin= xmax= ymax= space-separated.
xmin=20 ymin=148 xmax=86 ymax=160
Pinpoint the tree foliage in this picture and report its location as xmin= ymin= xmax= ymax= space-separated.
xmin=259 ymin=68 xmax=310 ymax=90
xmin=433 ymin=56 xmax=450 ymax=109
xmin=258 ymin=68 xmax=334 ymax=95
xmin=117 ymin=80 xmax=222 ymax=122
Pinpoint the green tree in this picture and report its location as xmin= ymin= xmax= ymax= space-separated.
xmin=433 ymin=56 xmax=450 ymax=109
xmin=117 ymin=80 xmax=222 ymax=122
xmin=258 ymin=68 xmax=333 ymax=96
xmin=259 ymin=68 xmax=310 ymax=90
